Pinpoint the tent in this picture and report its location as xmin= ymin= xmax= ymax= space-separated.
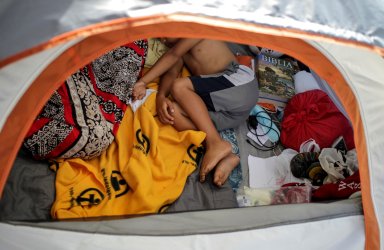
xmin=0 ymin=0 xmax=383 ymax=249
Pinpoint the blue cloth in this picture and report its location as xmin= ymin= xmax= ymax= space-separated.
xmin=249 ymin=105 xmax=280 ymax=143
xmin=219 ymin=128 xmax=242 ymax=191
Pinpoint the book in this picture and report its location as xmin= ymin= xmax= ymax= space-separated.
xmin=257 ymin=54 xmax=300 ymax=109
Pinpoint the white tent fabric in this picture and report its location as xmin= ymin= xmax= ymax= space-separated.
xmin=0 ymin=215 xmax=365 ymax=250
xmin=0 ymin=38 xmax=84 ymax=131
xmin=1 ymin=0 xmax=383 ymax=60
xmin=311 ymin=41 xmax=384 ymax=239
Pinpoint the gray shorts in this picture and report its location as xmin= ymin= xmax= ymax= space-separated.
xmin=190 ymin=62 xmax=259 ymax=130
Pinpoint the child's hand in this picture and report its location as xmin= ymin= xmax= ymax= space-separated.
xmin=156 ymin=95 xmax=175 ymax=125
xmin=132 ymin=81 xmax=146 ymax=101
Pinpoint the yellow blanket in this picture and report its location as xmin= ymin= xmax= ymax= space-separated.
xmin=51 ymin=92 xmax=205 ymax=219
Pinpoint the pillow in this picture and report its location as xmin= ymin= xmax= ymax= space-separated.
xmin=144 ymin=38 xmax=169 ymax=68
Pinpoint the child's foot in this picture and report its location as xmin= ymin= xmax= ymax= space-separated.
xmin=213 ymin=153 xmax=240 ymax=187
xmin=199 ymin=140 xmax=232 ymax=182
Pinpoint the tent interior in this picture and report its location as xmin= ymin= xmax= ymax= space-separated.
xmin=0 ymin=35 xmax=362 ymax=233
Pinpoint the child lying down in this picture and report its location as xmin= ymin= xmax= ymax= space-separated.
xmin=133 ymin=38 xmax=258 ymax=187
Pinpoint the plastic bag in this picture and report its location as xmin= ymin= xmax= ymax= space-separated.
xmin=236 ymin=185 xmax=311 ymax=207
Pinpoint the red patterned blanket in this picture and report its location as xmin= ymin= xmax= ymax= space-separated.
xmin=24 ymin=40 xmax=148 ymax=159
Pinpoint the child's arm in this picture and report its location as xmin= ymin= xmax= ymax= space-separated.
xmin=156 ymin=58 xmax=183 ymax=125
xmin=132 ymin=38 xmax=201 ymax=101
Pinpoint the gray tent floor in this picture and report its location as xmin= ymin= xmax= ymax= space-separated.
xmin=7 ymin=198 xmax=362 ymax=236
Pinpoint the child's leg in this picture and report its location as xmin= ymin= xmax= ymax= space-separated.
xmin=171 ymin=96 xmax=238 ymax=187
xmin=170 ymin=102 xmax=196 ymax=131
xmin=170 ymin=77 xmax=232 ymax=182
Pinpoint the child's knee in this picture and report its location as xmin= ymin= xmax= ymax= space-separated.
xmin=171 ymin=78 xmax=192 ymax=99
xmin=170 ymin=79 xmax=183 ymax=97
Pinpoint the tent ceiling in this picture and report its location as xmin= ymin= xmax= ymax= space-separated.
xmin=1 ymin=0 xmax=384 ymax=63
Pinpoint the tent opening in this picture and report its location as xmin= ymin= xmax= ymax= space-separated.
xmin=0 ymin=36 xmax=362 ymax=228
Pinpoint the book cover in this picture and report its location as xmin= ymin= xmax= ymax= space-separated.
xmin=257 ymin=54 xmax=300 ymax=108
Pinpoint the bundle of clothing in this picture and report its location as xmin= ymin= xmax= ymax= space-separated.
xmin=23 ymin=40 xmax=148 ymax=160
xmin=290 ymin=147 xmax=360 ymax=201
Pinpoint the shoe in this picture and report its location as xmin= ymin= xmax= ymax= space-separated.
xmin=290 ymin=152 xmax=327 ymax=186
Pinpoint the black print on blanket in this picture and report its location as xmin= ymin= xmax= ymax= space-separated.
xmin=23 ymin=40 xmax=148 ymax=160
